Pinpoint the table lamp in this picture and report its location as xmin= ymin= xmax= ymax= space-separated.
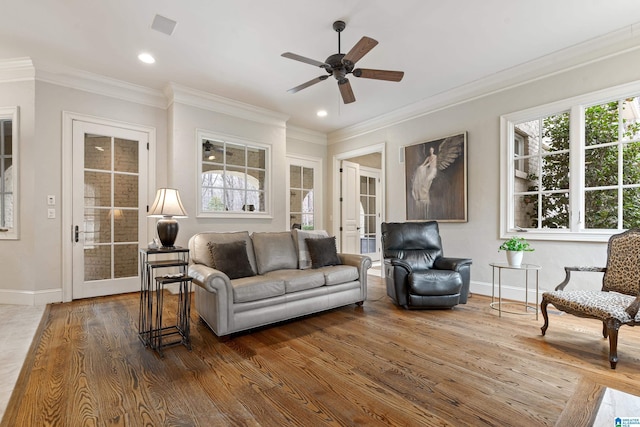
xmin=148 ymin=188 xmax=188 ymax=248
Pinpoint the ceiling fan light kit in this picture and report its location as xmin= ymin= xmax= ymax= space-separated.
xmin=282 ymin=20 xmax=404 ymax=104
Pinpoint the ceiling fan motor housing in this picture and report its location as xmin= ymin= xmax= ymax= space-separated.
xmin=325 ymin=53 xmax=353 ymax=81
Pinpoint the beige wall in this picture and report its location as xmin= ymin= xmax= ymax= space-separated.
xmin=0 ymin=79 xmax=167 ymax=303
xmin=327 ymin=47 xmax=640 ymax=298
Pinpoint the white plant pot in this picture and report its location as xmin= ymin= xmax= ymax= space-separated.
xmin=506 ymin=250 xmax=524 ymax=267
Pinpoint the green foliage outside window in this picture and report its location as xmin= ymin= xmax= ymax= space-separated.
xmin=523 ymin=100 xmax=640 ymax=229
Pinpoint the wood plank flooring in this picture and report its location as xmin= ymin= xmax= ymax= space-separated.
xmin=3 ymin=275 xmax=640 ymax=426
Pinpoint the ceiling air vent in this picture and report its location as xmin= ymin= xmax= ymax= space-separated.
xmin=151 ymin=14 xmax=177 ymax=36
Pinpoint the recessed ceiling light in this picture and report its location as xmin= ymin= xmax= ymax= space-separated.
xmin=138 ymin=52 xmax=156 ymax=64
xmin=317 ymin=110 xmax=328 ymax=117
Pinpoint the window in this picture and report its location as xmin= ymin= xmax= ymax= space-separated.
xmin=0 ymin=107 xmax=18 ymax=240
xmin=501 ymin=82 xmax=640 ymax=242
xmin=198 ymin=130 xmax=270 ymax=217
xmin=287 ymin=155 xmax=322 ymax=230
xmin=289 ymin=165 xmax=314 ymax=229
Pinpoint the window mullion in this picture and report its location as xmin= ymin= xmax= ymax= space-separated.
xmin=570 ymin=105 xmax=584 ymax=232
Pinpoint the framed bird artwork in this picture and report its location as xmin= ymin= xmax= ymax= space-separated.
xmin=404 ymin=132 xmax=467 ymax=222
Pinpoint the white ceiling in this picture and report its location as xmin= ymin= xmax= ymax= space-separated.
xmin=2 ymin=0 xmax=640 ymax=134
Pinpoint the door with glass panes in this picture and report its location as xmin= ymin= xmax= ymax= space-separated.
xmin=72 ymin=120 xmax=148 ymax=299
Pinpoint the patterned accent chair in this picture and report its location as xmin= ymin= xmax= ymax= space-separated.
xmin=541 ymin=229 xmax=640 ymax=369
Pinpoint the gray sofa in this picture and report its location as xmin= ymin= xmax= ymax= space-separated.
xmin=188 ymin=229 xmax=372 ymax=336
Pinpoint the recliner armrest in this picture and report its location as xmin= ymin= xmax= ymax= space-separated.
xmin=386 ymin=258 xmax=412 ymax=273
xmin=434 ymin=257 xmax=472 ymax=271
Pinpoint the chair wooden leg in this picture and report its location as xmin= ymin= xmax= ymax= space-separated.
xmin=606 ymin=319 xmax=621 ymax=369
xmin=540 ymin=298 xmax=550 ymax=336
xmin=602 ymin=321 xmax=608 ymax=338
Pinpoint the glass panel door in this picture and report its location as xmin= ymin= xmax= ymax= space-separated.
xmin=73 ymin=121 xmax=148 ymax=299
xmin=359 ymin=170 xmax=380 ymax=261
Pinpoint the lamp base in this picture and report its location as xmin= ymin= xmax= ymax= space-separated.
xmin=157 ymin=217 xmax=179 ymax=248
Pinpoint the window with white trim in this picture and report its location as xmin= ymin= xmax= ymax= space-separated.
xmin=0 ymin=107 xmax=18 ymax=240
xmin=501 ymin=82 xmax=640 ymax=242
xmin=198 ymin=131 xmax=270 ymax=217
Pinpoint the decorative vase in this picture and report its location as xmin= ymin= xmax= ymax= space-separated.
xmin=506 ymin=250 xmax=524 ymax=267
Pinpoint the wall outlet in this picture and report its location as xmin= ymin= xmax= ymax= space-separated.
xmin=47 ymin=208 xmax=56 ymax=219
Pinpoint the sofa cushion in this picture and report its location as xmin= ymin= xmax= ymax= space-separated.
xmin=208 ymin=240 xmax=255 ymax=280
xmin=306 ymin=236 xmax=342 ymax=269
xmin=264 ymin=269 xmax=326 ymax=293
xmin=317 ymin=265 xmax=359 ymax=286
xmin=292 ymin=229 xmax=329 ymax=269
xmin=231 ymin=275 xmax=286 ymax=303
xmin=252 ymin=232 xmax=298 ymax=274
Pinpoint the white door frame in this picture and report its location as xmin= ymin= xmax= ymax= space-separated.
xmin=332 ymin=142 xmax=386 ymax=252
xmin=62 ymin=112 xmax=156 ymax=302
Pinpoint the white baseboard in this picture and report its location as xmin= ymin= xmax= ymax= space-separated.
xmin=0 ymin=288 xmax=63 ymax=306
xmin=470 ymin=280 xmax=542 ymax=304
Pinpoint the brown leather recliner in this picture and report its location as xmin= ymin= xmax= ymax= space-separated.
xmin=381 ymin=221 xmax=472 ymax=309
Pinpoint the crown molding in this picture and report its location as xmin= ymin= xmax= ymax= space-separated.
xmin=165 ymin=82 xmax=289 ymax=128
xmin=328 ymin=23 xmax=640 ymax=144
xmin=286 ymin=125 xmax=327 ymax=145
xmin=0 ymin=57 xmax=35 ymax=82
xmin=34 ymin=61 xmax=166 ymax=108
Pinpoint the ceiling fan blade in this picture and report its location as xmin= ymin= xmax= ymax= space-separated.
xmin=338 ymin=79 xmax=355 ymax=104
xmin=342 ymin=36 xmax=378 ymax=66
xmin=353 ymin=68 xmax=404 ymax=82
xmin=287 ymin=75 xmax=329 ymax=94
xmin=281 ymin=52 xmax=329 ymax=68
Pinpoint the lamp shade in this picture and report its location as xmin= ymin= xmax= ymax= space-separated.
xmin=148 ymin=188 xmax=188 ymax=218
xmin=148 ymin=188 xmax=187 ymax=248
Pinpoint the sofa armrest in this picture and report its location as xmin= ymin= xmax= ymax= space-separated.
xmin=188 ymin=263 xmax=234 ymax=305
xmin=434 ymin=257 xmax=472 ymax=271
xmin=555 ymin=266 xmax=606 ymax=291
xmin=339 ymin=253 xmax=372 ymax=273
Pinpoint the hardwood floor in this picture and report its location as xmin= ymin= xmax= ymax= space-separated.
xmin=3 ymin=275 xmax=640 ymax=426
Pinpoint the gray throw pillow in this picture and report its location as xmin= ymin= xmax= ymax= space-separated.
xmin=207 ymin=240 xmax=255 ymax=280
xmin=292 ymin=229 xmax=329 ymax=269
xmin=306 ymin=236 xmax=342 ymax=269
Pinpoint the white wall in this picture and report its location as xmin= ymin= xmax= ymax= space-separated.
xmin=327 ymin=47 xmax=640 ymax=300
xmin=168 ymin=98 xmax=290 ymax=247
xmin=0 ymin=80 xmax=35 ymax=302
xmin=0 ymin=71 xmax=328 ymax=305
xmin=0 ymin=78 xmax=167 ymax=304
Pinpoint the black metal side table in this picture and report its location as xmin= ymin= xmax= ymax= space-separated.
xmin=139 ymin=247 xmax=192 ymax=356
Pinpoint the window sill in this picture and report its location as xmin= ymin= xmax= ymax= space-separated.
xmin=501 ymin=229 xmax=615 ymax=243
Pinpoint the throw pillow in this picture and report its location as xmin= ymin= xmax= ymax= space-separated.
xmin=625 ymin=295 xmax=640 ymax=318
xmin=207 ymin=240 xmax=255 ymax=280
xmin=305 ymin=236 xmax=342 ymax=269
xmin=292 ymin=229 xmax=329 ymax=269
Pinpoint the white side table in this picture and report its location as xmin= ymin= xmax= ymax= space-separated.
xmin=489 ymin=262 xmax=541 ymax=320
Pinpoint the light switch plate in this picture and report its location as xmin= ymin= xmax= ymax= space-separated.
xmin=47 ymin=195 xmax=55 ymax=206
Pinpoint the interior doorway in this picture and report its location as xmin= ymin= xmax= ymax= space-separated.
xmin=333 ymin=143 xmax=385 ymax=262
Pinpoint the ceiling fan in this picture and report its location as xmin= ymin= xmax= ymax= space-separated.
xmin=281 ymin=20 xmax=404 ymax=104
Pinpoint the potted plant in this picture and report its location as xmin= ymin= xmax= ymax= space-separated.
xmin=499 ymin=236 xmax=534 ymax=267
